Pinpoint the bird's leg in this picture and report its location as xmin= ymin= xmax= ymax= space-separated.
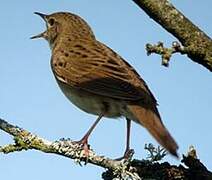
xmin=124 ymin=118 xmax=131 ymax=155
xmin=115 ymin=118 xmax=134 ymax=160
xmin=76 ymin=113 xmax=104 ymax=157
xmin=122 ymin=118 xmax=134 ymax=158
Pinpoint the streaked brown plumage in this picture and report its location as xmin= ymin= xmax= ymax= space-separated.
xmin=31 ymin=12 xmax=178 ymax=157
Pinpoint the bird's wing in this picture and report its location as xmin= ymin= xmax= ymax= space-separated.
xmin=51 ymin=40 xmax=157 ymax=103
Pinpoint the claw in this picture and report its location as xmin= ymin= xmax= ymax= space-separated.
xmin=115 ymin=149 xmax=135 ymax=161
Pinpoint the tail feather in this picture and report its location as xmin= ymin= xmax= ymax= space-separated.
xmin=127 ymin=104 xmax=178 ymax=157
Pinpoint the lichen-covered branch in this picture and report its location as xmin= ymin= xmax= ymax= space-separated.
xmin=0 ymin=118 xmax=139 ymax=179
xmin=146 ymin=41 xmax=186 ymax=67
xmin=1 ymin=118 xmax=212 ymax=179
xmin=132 ymin=0 xmax=212 ymax=71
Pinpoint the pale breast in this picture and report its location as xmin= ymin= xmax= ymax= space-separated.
xmin=57 ymin=80 xmax=123 ymax=118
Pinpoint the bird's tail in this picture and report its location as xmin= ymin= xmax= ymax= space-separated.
xmin=127 ymin=104 xmax=178 ymax=157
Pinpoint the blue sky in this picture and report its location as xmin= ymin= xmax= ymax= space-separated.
xmin=0 ymin=1 xmax=211 ymax=179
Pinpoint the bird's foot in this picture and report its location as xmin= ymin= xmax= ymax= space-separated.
xmin=74 ymin=139 xmax=90 ymax=159
xmin=115 ymin=149 xmax=134 ymax=161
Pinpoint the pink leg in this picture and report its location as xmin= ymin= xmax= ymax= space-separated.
xmin=76 ymin=113 xmax=104 ymax=157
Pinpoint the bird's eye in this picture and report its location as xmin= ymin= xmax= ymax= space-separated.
xmin=48 ymin=18 xmax=55 ymax=26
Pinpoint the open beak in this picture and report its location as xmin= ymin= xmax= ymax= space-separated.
xmin=30 ymin=32 xmax=46 ymax=39
xmin=34 ymin=12 xmax=47 ymax=20
xmin=30 ymin=12 xmax=48 ymax=39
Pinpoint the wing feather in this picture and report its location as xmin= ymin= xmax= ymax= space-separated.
xmin=51 ymin=40 xmax=157 ymax=103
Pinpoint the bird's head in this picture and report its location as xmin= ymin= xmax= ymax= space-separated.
xmin=31 ymin=12 xmax=95 ymax=49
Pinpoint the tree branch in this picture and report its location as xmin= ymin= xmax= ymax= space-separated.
xmin=1 ymin=117 xmax=212 ymax=179
xmin=0 ymin=118 xmax=140 ymax=179
xmin=132 ymin=0 xmax=212 ymax=71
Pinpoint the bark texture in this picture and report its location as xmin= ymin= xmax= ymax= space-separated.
xmin=132 ymin=0 xmax=212 ymax=71
xmin=1 ymin=118 xmax=212 ymax=180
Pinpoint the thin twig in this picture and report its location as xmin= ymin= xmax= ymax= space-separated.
xmin=146 ymin=41 xmax=186 ymax=67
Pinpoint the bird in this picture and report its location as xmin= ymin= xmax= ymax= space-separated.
xmin=31 ymin=12 xmax=178 ymax=158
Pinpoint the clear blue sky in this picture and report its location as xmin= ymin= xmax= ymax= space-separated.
xmin=0 ymin=1 xmax=211 ymax=179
